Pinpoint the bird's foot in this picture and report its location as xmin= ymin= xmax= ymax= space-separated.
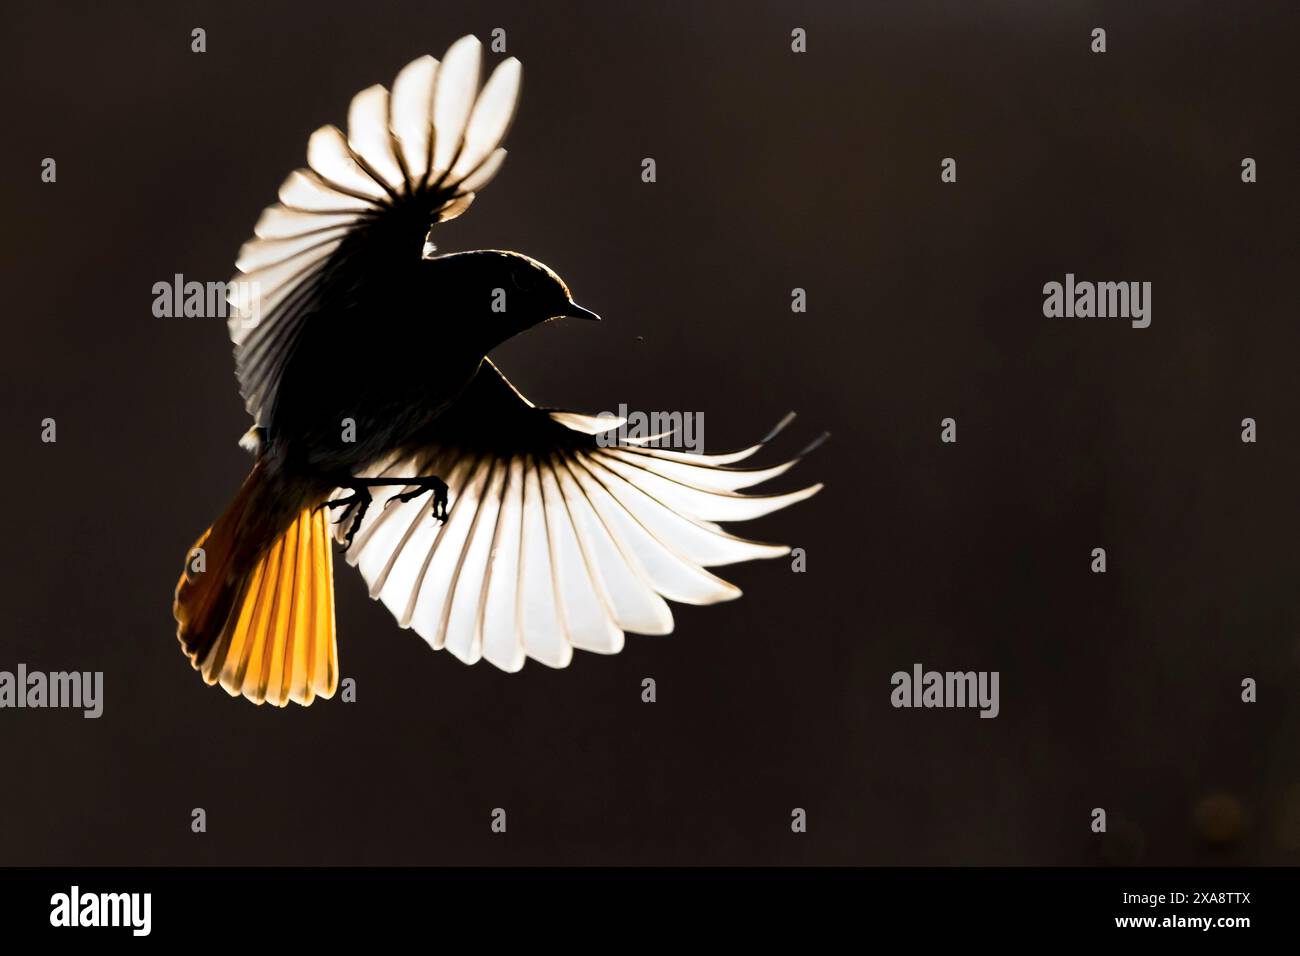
xmin=382 ymin=476 xmax=450 ymax=523
xmin=320 ymin=487 xmax=372 ymax=549
xmin=321 ymin=474 xmax=451 ymax=544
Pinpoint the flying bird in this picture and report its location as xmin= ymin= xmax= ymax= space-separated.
xmin=174 ymin=35 xmax=822 ymax=706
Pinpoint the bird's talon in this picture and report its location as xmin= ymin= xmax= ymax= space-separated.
xmin=323 ymin=487 xmax=372 ymax=550
xmin=433 ymin=485 xmax=449 ymax=522
xmin=375 ymin=477 xmax=450 ymax=523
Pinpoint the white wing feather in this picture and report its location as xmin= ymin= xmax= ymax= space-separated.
xmin=330 ymin=365 xmax=823 ymax=672
xmin=226 ymin=37 xmax=522 ymax=425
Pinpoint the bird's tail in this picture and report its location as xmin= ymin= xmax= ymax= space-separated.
xmin=173 ymin=462 xmax=338 ymax=706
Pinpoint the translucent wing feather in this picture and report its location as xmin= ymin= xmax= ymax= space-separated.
xmin=225 ymin=36 xmax=522 ymax=427
xmin=332 ymin=361 xmax=822 ymax=672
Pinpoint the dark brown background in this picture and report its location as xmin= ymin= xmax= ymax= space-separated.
xmin=0 ymin=0 xmax=1297 ymax=866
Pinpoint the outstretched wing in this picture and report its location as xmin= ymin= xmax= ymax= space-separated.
xmin=226 ymin=35 xmax=521 ymax=426
xmin=331 ymin=361 xmax=822 ymax=672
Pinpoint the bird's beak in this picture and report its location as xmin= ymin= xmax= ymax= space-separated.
xmin=559 ymin=302 xmax=601 ymax=321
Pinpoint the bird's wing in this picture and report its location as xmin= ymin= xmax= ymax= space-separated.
xmin=226 ymin=35 xmax=521 ymax=426
xmin=330 ymin=360 xmax=823 ymax=672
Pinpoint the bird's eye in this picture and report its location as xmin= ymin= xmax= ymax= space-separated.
xmin=510 ymin=268 xmax=541 ymax=293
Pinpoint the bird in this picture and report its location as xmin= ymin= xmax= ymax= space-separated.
xmin=173 ymin=35 xmax=823 ymax=707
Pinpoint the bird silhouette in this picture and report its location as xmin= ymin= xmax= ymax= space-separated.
xmin=174 ymin=35 xmax=822 ymax=706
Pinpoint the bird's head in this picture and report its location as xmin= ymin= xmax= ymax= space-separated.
xmin=428 ymin=250 xmax=599 ymax=347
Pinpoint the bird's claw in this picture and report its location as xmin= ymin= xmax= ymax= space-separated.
xmin=383 ymin=477 xmax=450 ymax=524
xmin=431 ymin=478 xmax=449 ymax=523
xmin=322 ymin=489 xmax=371 ymax=550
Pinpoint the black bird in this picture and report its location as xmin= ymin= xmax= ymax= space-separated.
xmin=174 ymin=36 xmax=821 ymax=706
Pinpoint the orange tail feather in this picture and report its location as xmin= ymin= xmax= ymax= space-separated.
xmin=174 ymin=466 xmax=338 ymax=707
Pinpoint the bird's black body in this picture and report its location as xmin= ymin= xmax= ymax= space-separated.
xmin=251 ymin=249 xmax=591 ymax=548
